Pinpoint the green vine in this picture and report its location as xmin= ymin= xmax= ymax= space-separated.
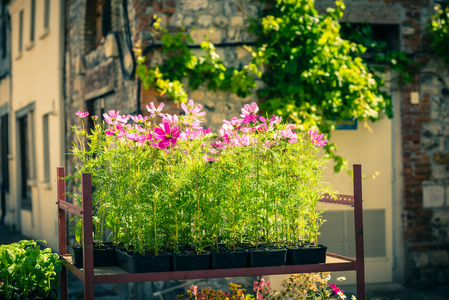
xmin=428 ymin=3 xmax=449 ymax=64
xmin=136 ymin=0 xmax=416 ymax=172
xmin=136 ymin=20 xmax=259 ymax=103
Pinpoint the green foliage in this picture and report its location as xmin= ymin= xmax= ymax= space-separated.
xmin=428 ymin=4 xmax=449 ymax=64
xmin=0 ymin=240 xmax=62 ymax=300
xmin=136 ymin=1 xmax=413 ymax=172
xmin=249 ymin=0 xmax=393 ymax=172
xmin=341 ymin=22 xmax=419 ymax=86
xmin=136 ymin=21 xmax=259 ymax=103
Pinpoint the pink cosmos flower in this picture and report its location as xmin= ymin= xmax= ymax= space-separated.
xmin=241 ymin=102 xmax=259 ymax=116
xmin=161 ymin=114 xmax=179 ymax=125
xmin=181 ymin=99 xmax=206 ymax=117
xmin=190 ymin=285 xmax=198 ymax=297
xmin=285 ymin=124 xmax=297 ymax=131
xmin=329 ymin=284 xmax=344 ymax=297
xmin=91 ymin=115 xmax=98 ymax=121
xmin=309 ymin=129 xmax=328 ymax=147
xmin=103 ymin=110 xmax=119 ymax=124
xmin=153 ymin=122 xmax=180 ymax=149
xmin=262 ymin=140 xmax=274 ymax=148
xmin=223 ymin=117 xmax=243 ymax=131
xmin=183 ymin=120 xmax=202 ymax=129
xmin=243 ymin=114 xmax=258 ymax=124
xmin=76 ymin=111 xmax=89 ymax=118
xmin=234 ymin=134 xmax=250 ymax=147
xmin=146 ymin=102 xmax=165 ymax=117
xmin=279 ymin=129 xmax=298 ymax=144
xmin=203 ymin=156 xmax=216 ymax=162
xmin=131 ymin=114 xmax=147 ymax=123
xmin=269 ymin=115 xmax=282 ymax=126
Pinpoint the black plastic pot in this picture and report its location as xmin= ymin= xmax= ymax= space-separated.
xmin=248 ymin=248 xmax=287 ymax=267
xmin=209 ymin=250 xmax=248 ymax=269
xmin=286 ymin=245 xmax=327 ymax=265
xmin=171 ymin=252 xmax=210 ymax=271
xmin=116 ymin=249 xmax=171 ymax=273
xmin=71 ymin=244 xmax=117 ymax=268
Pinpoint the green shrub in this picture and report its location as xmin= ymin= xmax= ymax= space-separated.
xmin=0 ymin=240 xmax=62 ymax=300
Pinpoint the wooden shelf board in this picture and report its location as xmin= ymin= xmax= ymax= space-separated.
xmin=60 ymin=252 xmax=357 ymax=284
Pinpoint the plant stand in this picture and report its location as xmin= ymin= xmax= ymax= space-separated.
xmin=57 ymin=164 xmax=366 ymax=300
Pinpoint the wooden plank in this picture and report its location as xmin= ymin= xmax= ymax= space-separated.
xmin=93 ymin=262 xmax=357 ymax=284
xmin=58 ymin=200 xmax=83 ymax=217
xmin=61 ymin=254 xmax=84 ymax=282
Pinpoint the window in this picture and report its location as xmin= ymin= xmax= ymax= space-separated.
xmin=42 ymin=114 xmax=50 ymax=183
xmin=44 ymin=0 xmax=50 ymax=30
xmin=16 ymin=103 xmax=35 ymax=211
xmin=30 ymin=0 xmax=36 ymax=43
xmin=85 ymin=0 xmax=112 ymax=53
xmin=18 ymin=10 xmax=23 ymax=54
xmin=0 ymin=113 xmax=10 ymax=193
xmin=1 ymin=3 xmax=8 ymax=59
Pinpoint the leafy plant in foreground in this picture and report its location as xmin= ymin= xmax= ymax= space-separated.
xmin=0 ymin=240 xmax=61 ymax=300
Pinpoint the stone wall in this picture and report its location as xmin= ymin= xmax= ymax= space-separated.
xmin=408 ymin=57 xmax=449 ymax=285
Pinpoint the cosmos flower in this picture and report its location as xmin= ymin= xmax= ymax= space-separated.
xmin=76 ymin=111 xmax=89 ymax=118
xmin=308 ymin=129 xmax=328 ymax=147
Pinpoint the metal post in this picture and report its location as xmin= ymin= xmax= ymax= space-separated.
xmin=82 ymin=173 xmax=95 ymax=299
xmin=353 ymin=164 xmax=365 ymax=300
xmin=57 ymin=167 xmax=68 ymax=300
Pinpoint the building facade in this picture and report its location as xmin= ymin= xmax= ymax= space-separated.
xmin=5 ymin=0 xmax=65 ymax=250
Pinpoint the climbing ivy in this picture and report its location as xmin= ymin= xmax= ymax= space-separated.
xmin=428 ymin=3 xmax=449 ymax=64
xmin=136 ymin=22 xmax=259 ymax=103
xmin=136 ymin=0 xmax=415 ymax=172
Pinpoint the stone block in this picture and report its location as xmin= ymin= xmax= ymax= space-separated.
xmin=236 ymin=46 xmax=250 ymax=59
xmin=434 ymin=165 xmax=449 ymax=179
xmin=171 ymin=13 xmax=184 ymax=27
xmin=227 ymin=28 xmax=242 ymax=41
xmin=421 ymin=137 xmax=438 ymax=150
xmin=184 ymin=16 xmax=195 ymax=27
xmin=181 ymin=0 xmax=208 ymax=11
xmin=208 ymin=30 xmax=222 ymax=44
xmin=413 ymin=253 xmax=429 ymax=268
xmin=431 ymin=209 xmax=449 ymax=227
xmin=75 ymin=55 xmax=85 ymax=75
xmin=430 ymin=251 xmax=449 ymax=266
xmin=198 ymin=15 xmax=213 ymax=27
xmin=423 ymin=124 xmax=447 ymax=136
xmin=191 ymin=29 xmax=222 ymax=44
xmin=447 ymin=187 xmax=449 ymax=206
xmin=208 ymin=2 xmax=221 ymax=15
xmin=190 ymin=90 xmax=205 ymax=101
xmin=434 ymin=152 xmax=449 ymax=164
xmin=104 ymin=34 xmax=118 ymax=58
xmin=230 ymin=16 xmax=244 ymax=27
xmin=423 ymin=185 xmax=445 ymax=208
xmin=214 ymin=15 xmax=229 ymax=28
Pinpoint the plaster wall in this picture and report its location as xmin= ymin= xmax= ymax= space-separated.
xmin=8 ymin=0 xmax=64 ymax=250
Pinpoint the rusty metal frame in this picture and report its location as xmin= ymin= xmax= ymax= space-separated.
xmin=57 ymin=164 xmax=365 ymax=300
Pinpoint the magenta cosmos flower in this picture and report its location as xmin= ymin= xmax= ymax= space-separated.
xmin=153 ymin=122 xmax=180 ymax=149
xmin=76 ymin=111 xmax=89 ymax=118
xmin=308 ymin=129 xmax=328 ymax=147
